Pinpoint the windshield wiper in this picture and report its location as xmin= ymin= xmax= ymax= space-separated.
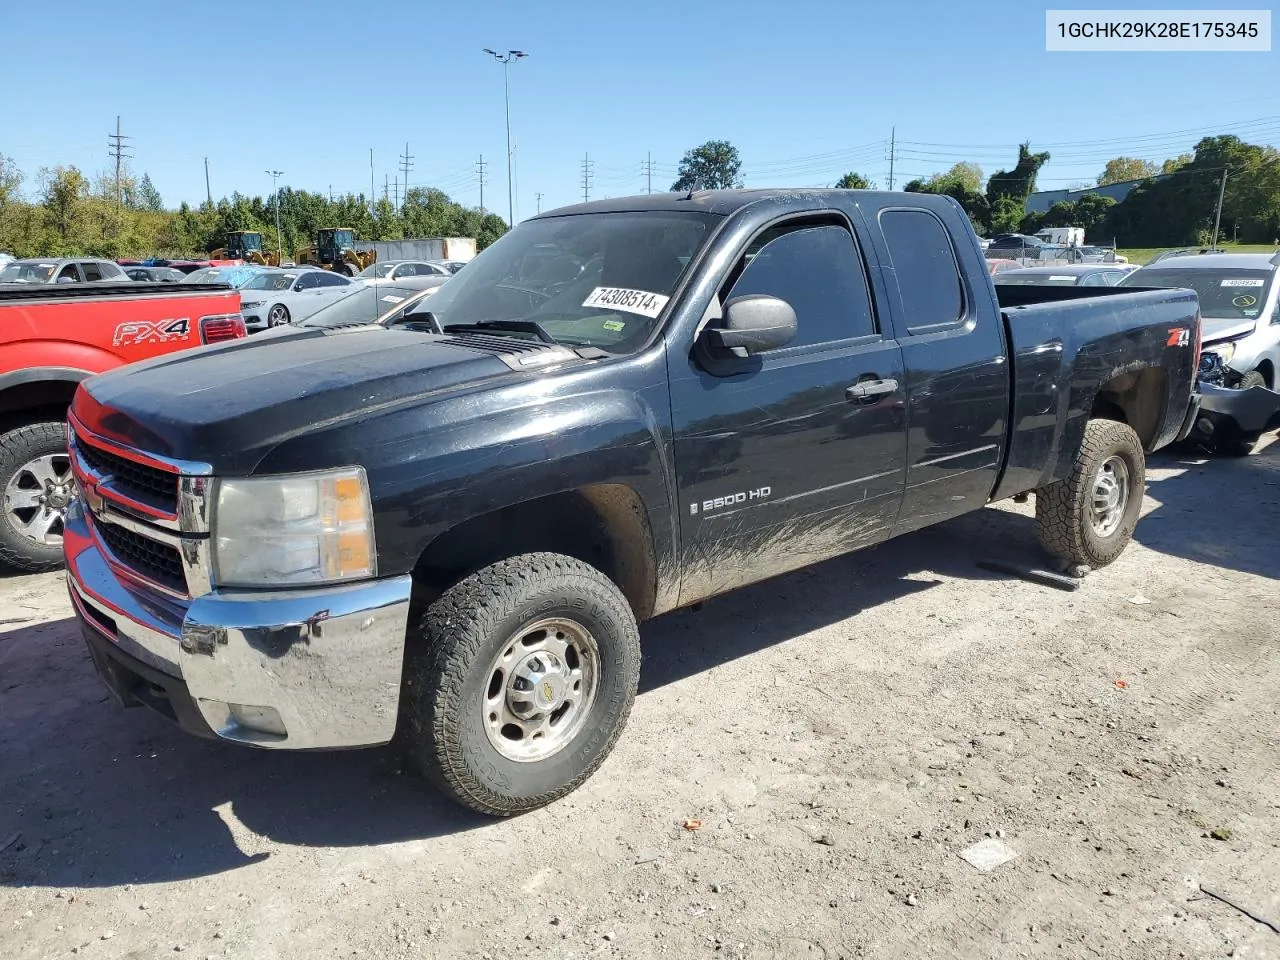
xmin=442 ymin=319 xmax=557 ymax=344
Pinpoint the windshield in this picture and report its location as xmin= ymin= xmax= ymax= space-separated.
xmin=420 ymin=211 xmax=716 ymax=351
xmin=240 ymin=233 xmax=262 ymax=252
xmin=1119 ymin=267 xmax=1275 ymax=320
xmin=0 ymin=262 xmax=56 ymax=283
xmin=242 ymin=272 xmax=297 ymax=291
xmin=358 ymin=262 xmax=396 ymax=278
xmin=300 ymin=285 xmax=427 ymax=328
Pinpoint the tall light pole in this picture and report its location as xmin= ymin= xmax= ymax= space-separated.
xmin=266 ymin=170 xmax=284 ymax=261
xmin=483 ymin=48 xmax=527 ymax=228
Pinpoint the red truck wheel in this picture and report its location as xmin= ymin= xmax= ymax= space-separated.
xmin=0 ymin=421 xmax=74 ymax=572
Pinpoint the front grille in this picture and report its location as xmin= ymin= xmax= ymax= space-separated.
xmin=96 ymin=521 xmax=187 ymax=594
xmin=77 ymin=441 xmax=178 ymax=513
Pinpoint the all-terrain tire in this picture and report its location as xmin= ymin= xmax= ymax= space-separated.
xmin=0 ymin=421 xmax=73 ymax=572
xmin=400 ymin=553 xmax=642 ymax=817
xmin=1036 ymin=418 xmax=1145 ymax=568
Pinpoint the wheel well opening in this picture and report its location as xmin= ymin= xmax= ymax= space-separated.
xmin=0 ymin=381 xmax=78 ymax=422
xmin=1255 ymin=360 xmax=1275 ymax=390
xmin=412 ymin=484 xmax=658 ymax=620
xmin=1091 ymin=368 xmax=1166 ymax=450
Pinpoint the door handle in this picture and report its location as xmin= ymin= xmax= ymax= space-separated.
xmin=846 ymin=378 xmax=899 ymax=401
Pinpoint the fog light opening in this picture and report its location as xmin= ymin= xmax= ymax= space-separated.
xmin=228 ymin=703 xmax=288 ymax=738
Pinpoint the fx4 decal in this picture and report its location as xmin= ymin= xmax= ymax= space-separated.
xmin=113 ymin=317 xmax=191 ymax=347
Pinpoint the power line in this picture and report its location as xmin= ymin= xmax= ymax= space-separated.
xmin=536 ymin=192 xmax=543 ymax=213
xmin=888 ymin=126 xmax=896 ymax=191
xmin=399 ymin=142 xmax=414 ymax=211
xmin=581 ymin=153 xmax=594 ymax=203
xmin=107 ymin=116 xmax=132 ymax=207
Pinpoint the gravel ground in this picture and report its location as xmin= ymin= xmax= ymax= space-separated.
xmin=1 ymin=439 xmax=1278 ymax=960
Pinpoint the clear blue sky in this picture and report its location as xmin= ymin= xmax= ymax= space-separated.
xmin=2 ymin=0 xmax=1277 ymax=223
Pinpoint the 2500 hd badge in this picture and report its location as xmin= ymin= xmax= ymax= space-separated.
xmin=692 ymin=487 xmax=772 ymax=515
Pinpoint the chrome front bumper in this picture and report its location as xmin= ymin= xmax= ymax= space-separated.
xmin=65 ymin=499 xmax=413 ymax=749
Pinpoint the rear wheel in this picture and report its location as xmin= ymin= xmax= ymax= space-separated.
xmin=1036 ymin=419 xmax=1145 ymax=569
xmin=0 ymin=421 xmax=74 ymax=572
xmin=400 ymin=553 xmax=641 ymax=817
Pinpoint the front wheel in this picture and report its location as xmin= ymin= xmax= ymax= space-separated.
xmin=1036 ymin=418 xmax=1146 ymax=569
xmin=1234 ymin=369 xmax=1267 ymax=390
xmin=0 ymin=421 xmax=75 ymax=572
xmin=400 ymin=553 xmax=641 ymax=816
xmin=267 ymin=304 xmax=290 ymax=327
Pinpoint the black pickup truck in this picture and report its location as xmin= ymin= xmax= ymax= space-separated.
xmin=64 ymin=190 xmax=1200 ymax=816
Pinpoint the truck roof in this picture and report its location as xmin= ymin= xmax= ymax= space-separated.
xmin=1138 ymin=252 xmax=1278 ymax=271
xmin=535 ymin=188 xmax=956 ymax=219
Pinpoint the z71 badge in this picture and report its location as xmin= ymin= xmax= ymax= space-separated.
xmin=113 ymin=317 xmax=191 ymax=347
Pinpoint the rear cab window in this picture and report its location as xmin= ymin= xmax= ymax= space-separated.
xmin=878 ymin=209 xmax=966 ymax=334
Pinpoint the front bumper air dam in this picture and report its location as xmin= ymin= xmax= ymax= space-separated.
xmin=65 ymin=499 xmax=413 ymax=750
xmin=1194 ymin=382 xmax=1280 ymax=440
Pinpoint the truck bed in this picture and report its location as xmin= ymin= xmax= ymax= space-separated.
xmin=0 ymin=282 xmax=232 ymax=302
xmin=994 ymin=286 xmax=1200 ymax=501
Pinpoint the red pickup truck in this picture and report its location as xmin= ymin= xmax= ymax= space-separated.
xmin=0 ymin=281 xmax=245 ymax=570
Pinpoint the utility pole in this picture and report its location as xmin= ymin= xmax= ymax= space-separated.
xmin=581 ymin=153 xmax=594 ymax=203
xmin=887 ymin=126 xmax=896 ymax=191
xmin=369 ymin=148 xmax=376 ymax=218
xmin=536 ymin=192 xmax=543 ymax=214
xmin=477 ymin=154 xmax=488 ymax=214
xmin=394 ymin=175 xmax=399 ymax=211
xmin=483 ymin=48 xmax=528 ymax=227
xmin=399 ymin=142 xmax=414 ymax=211
xmin=384 ymin=175 xmax=389 ymax=204
xmin=107 ymin=116 xmax=132 ymax=207
xmin=204 ymin=157 xmax=212 ymax=206
xmin=646 ymin=151 xmax=653 ymax=194
xmin=265 ymin=170 xmax=284 ymax=262
xmin=1211 ymin=168 xmax=1228 ymax=249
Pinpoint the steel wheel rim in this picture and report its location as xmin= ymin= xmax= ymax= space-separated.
xmin=1088 ymin=455 xmax=1130 ymax=537
xmin=482 ymin=617 xmax=601 ymax=763
xmin=269 ymin=306 xmax=287 ymax=325
xmin=4 ymin=453 xmax=75 ymax=546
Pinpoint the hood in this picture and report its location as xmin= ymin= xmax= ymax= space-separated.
xmin=74 ymin=326 xmax=527 ymax=473
xmin=1200 ymin=316 xmax=1258 ymax=345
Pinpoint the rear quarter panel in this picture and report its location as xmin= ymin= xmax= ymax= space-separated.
xmin=994 ymin=288 xmax=1199 ymax=500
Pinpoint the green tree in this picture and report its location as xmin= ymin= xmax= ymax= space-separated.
xmin=1098 ymin=157 xmax=1159 ymax=186
xmin=834 ymin=171 xmax=873 ymax=189
xmin=39 ymin=166 xmax=90 ymax=253
xmin=671 ymin=140 xmax=743 ymax=191
xmin=137 ymin=173 xmax=164 ymax=212
xmin=1161 ymin=154 xmax=1192 ymax=174
xmin=986 ymin=143 xmax=1050 ymax=206
xmin=905 ymin=166 xmax=991 ymax=235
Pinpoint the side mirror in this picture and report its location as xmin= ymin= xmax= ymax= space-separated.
xmin=702 ymin=294 xmax=797 ymax=358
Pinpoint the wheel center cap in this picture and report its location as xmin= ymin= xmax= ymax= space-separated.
xmin=537 ymin=675 xmax=565 ymax=709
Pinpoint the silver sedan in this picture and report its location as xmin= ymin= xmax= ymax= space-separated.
xmin=236 ymin=268 xmax=354 ymax=330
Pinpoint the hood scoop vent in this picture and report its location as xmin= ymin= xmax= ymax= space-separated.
xmin=438 ymin=332 xmax=578 ymax=371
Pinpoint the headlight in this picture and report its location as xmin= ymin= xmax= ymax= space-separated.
xmin=213 ymin=467 xmax=375 ymax=587
xmin=241 ymin=300 xmax=263 ymax=309
xmin=1204 ymin=341 xmax=1236 ymax=364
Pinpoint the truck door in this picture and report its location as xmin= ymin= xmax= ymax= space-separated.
xmin=669 ymin=217 xmax=907 ymax=605
xmin=869 ymin=205 xmax=1010 ymax=536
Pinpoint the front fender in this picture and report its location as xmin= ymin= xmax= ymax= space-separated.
xmin=374 ymin=387 xmax=675 ymax=575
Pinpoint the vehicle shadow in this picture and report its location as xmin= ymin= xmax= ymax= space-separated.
xmin=0 ymin=508 xmax=1044 ymax=889
xmin=1136 ymin=440 xmax=1280 ymax=580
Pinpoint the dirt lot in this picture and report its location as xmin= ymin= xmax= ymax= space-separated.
xmin=2 ymin=439 xmax=1278 ymax=960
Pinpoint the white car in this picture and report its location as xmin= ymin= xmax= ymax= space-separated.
xmin=353 ymin=259 xmax=454 ymax=287
xmin=236 ymin=268 xmax=354 ymax=330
